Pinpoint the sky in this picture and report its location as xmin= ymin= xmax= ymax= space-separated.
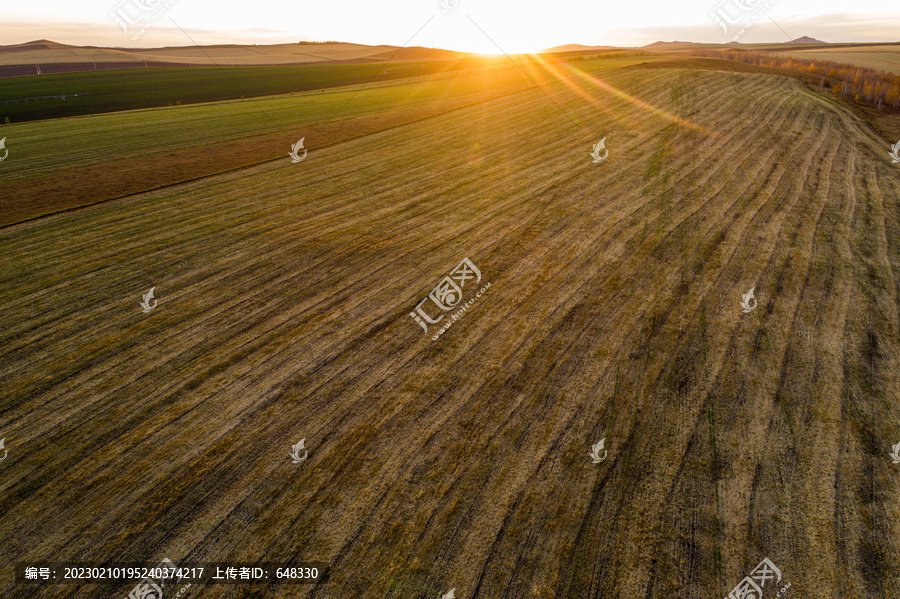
xmin=1 ymin=0 xmax=899 ymax=53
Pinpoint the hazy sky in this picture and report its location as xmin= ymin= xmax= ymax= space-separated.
xmin=2 ymin=0 xmax=899 ymax=52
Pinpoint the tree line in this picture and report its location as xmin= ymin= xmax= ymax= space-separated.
xmin=690 ymin=49 xmax=900 ymax=111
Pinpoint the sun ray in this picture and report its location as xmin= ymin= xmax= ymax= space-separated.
xmin=523 ymin=53 xmax=718 ymax=138
xmin=558 ymin=59 xmax=718 ymax=137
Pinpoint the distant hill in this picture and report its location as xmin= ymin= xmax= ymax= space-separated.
xmin=7 ymin=39 xmax=66 ymax=47
xmin=787 ymin=36 xmax=826 ymax=44
xmin=0 ymin=40 xmax=469 ymax=68
xmin=543 ymin=44 xmax=621 ymax=53
xmin=0 ymin=39 xmax=73 ymax=54
xmin=643 ymin=41 xmax=702 ymax=49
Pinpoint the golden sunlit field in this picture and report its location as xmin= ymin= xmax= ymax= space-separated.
xmin=2 ymin=51 xmax=900 ymax=599
xmin=775 ymin=44 xmax=900 ymax=75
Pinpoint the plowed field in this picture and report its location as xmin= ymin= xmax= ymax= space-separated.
xmin=1 ymin=61 xmax=899 ymax=598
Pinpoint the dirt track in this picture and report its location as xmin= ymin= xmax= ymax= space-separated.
xmin=1 ymin=66 xmax=900 ymax=598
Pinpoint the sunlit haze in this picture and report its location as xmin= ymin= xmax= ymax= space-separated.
xmin=2 ymin=0 xmax=899 ymax=52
